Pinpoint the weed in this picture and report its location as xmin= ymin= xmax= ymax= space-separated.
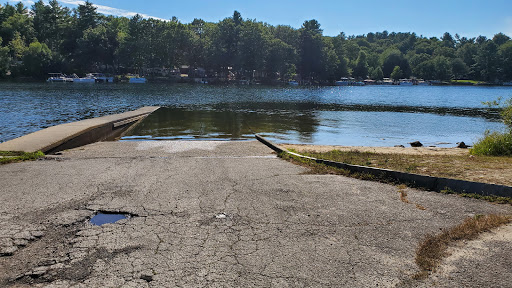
xmin=0 ymin=151 xmax=45 ymax=165
xmin=470 ymin=131 xmax=512 ymax=156
xmin=414 ymin=214 xmax=511 ymax=279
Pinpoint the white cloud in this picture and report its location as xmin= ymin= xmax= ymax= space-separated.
xmin=19 ymin=0 xmax=166 ymax=21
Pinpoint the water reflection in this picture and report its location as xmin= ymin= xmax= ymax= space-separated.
xmin=124 ymin=107 xmax=320 ymax=142
xmin=1 ymin=83 xmax=510 ymax=145
xmin=124 ymin=107 xmax=505 ymax=147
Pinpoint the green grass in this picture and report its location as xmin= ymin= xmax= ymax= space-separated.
xmin=450 ymin=80 xmax=485 ymax=85
xmin=470 ymin=131 xmax=512 ymax=156
xmin=0 ymin=151 xmax=45 ymax=165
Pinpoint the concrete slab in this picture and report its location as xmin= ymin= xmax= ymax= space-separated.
xmin=0 ymin=140 xmax=510 ymax=287
xmin=0 ymin=107 xmax=159 ymax=153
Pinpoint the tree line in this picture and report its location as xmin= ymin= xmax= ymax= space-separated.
xmin=1 ymin=0 xmax=511 ymax=83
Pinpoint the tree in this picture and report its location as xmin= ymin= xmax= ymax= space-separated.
xmin=441 ymin=32 xmax=455 ymax=48
xmin=451 ymin=58 xmax=469 ymax=79
xmin=321 ymin=37 xmax=339 ymax=81
xmin=370 ymin=66 xmax=383 ymax=80
xmin=0 ymin=36 xmax=10 ymax=77
xmin=492 ymin=33 xmax=510 ymax=47
xmin=238 ymin=20 xmax=269 ymax=75
xmin=23 ymin=41 xmax=52 ymax=78
xmin=76 ymin=1 xmax=98 ymax=32
xmin=352 ymin=50 xmax=368 ymax=79
xmin=432 ymin=56 xmax=452 ymax=80
xmin=381 ymin=48 xmax=410 ymax=78
xmin=298 ymin=19 xmax=324 ymax=80
xmin=474 ymin=41 xmax=499 ymax=81
xmin=499 ymin=42 xmax=512 ymax=80
xmin=390 ymin=66 xmax=403 ymax=81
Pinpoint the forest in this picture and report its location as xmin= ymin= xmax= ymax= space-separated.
xmin=1 ymin=0 xmax=512 ymax=83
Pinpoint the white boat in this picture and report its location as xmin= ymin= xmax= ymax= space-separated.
xmin=288 ymin=81 xmax=299 ymax=86
xmin=335 ymin=77 xmax=365 ymax=86
xmin=129 ymin=77 xmax=147 ymax=84
xmin=91 ymin=73 xmax=114 ymax=83
xmin=47 ymin=73 xmax=73 ymax=83
xmin=72 ymin=73 xmax=96 ymax=83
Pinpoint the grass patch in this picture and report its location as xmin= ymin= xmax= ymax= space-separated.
xmin=0 ymin=151 xmax=45 ymax=165
xmin=459 ymin=193 xmax=512 ymax=204
xmin=450 ymin=80 xmax=485 ymax=85
xmin=279 ymin=152 xmax=382 ymax=182
xmin=470 ymin=131 xmax=512 ymax=156
xmin=414 ymin=214 xmax=511 ymax=279
xmin=289 ymin=149 xmax=512 ymax=187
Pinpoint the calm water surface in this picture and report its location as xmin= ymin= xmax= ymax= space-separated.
xmin=0 ymin=83 xmax=509 ymax=147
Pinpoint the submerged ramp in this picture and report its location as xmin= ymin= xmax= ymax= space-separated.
xmin=0 ymin=106 xmax=159 ymax=153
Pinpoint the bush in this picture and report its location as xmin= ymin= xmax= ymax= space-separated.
xmin=470 ymin=131 xmax=512 ymax=156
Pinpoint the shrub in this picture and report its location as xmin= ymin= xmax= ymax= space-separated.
xmin=470 ymin=131 xmax=512 ymax=156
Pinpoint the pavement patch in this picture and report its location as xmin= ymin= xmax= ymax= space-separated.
xmin=136 ymin=140 xmax=223 ymax=153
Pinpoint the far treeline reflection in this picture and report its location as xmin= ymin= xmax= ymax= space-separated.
xmin=125 ymin=107 xmax=319 ymax=141
xmin=1 ymin=1 xmax=511 ymax=84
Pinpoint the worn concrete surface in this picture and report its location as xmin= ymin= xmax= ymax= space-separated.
xmin=0 ymin=140 xmax=511 ymax=287
xmin=0 ymin=106 xmax=159 ymax=153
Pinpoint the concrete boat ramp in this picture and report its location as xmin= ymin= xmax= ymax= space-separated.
xmin=1 ymin=109 xmax=512 ymax=287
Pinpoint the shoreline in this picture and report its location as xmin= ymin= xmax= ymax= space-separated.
xmin=281 ymin=143 xmax=470 ymax=155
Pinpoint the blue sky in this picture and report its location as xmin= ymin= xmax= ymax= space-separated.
xmin=11 ymin=0 xmax=512 ymax=38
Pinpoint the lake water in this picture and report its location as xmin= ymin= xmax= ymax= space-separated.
xmin=0 ymin=83 xmax=509 ymax=147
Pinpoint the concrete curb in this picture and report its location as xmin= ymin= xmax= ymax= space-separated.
xmin=255 ymin=134 xmax=512 ymax=198
xmin=0 ymin=106 xmax=160 ymax=154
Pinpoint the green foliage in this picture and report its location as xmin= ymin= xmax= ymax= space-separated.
xmin=390 ymin=65 xmax=402 ymax=81
xmin=352 ymin=50 xmax=368 ymax=79
xmin=470 ymin=131 xmax=512 ymax=156
xmin=0 ymin=38 xmax=9 ymax=77
xmin=23 ymin=41 xmax=52 ymax=77
xmin=0 ymin=1 xmax=508 ymax=83
xmin=0 ymin=151 xmax=45 ymax=164
xmin=370 ymin=66 xmax=383 ymax=80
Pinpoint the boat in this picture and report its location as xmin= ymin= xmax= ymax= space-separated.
xmin=335 ymin=77 xmax=350 ymax=86
xmin=71 ymin=73 xmax=95 ymax=83
xmin=399 ymin=79 xmax=413 ymax=86
xmin=91 ymin=73 xmax=114 ymax=83
xmin=47 ymin=73 xmax=73 ymax=83
xmin=503 ymin=82 xmax=512 ymax=86
xmin=129 ymin=76 xmax=147 ymax=84
xmin=288 ymin=81 xmax=299 ymax=86
xmin=335 ymin=77 xmax=365 ymax=86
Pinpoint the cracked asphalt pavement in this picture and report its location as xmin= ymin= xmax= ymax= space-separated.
xmin=0 ymin=140 xmax=511 ymax=287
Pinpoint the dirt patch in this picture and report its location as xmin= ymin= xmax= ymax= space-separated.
xmin=282 ymin=144 xmax=469 ymax=156
xmin=282 ymin=144 xmax=512 ymax=186
xmin=413 ymin=214 xmax=511 ymax=280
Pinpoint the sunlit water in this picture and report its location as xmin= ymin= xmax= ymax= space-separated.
xmin=0 ymin=83 xmax=509 ymax=147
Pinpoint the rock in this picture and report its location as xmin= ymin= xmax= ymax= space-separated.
xmin=457 ymin=142 xmax=469 ymax=148
xmin=394 ymin=145 xmax=405 ymax=148
xmin=409 ymin=141 xmax=423 ymax=147
xmin=140 ymin=274 xmax=153 ymax=282
xmin=0 ymin=246 xmax=18 ymax=256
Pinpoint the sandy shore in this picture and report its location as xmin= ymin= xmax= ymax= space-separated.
xmin=282 ymin=144 xmax=470 ymax=155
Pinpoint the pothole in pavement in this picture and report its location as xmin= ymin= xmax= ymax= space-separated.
xmin=89 ymin=212 xmax=133 ymax=226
